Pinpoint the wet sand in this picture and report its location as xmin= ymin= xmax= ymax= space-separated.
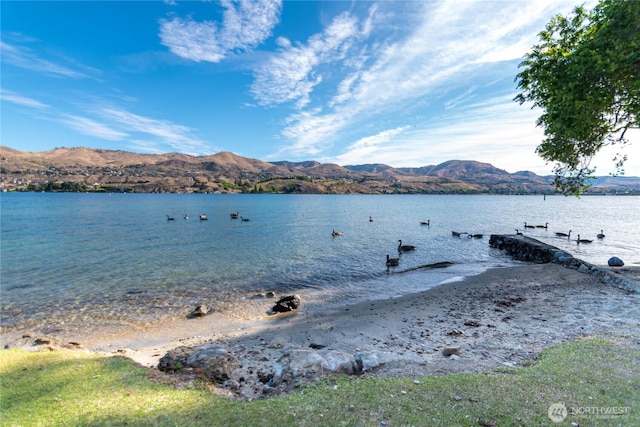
xmin=3 ymin=263 xmax=639 ymax=399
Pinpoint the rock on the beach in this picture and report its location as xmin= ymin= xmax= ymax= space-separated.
xmin=608 ymin=257 xmax=624 ymax=267
xmin=190 ymin=304 xmax=209 ymax=317
xmin=322 ymin=350 xmax=357 ymax=374
xmin=158 ymin=346 xmax=193 ymax=372
xmin=159 ymin=343 xmax=240 ymax=383
xmin=273 ymin=348 xmax=326 ymax=385
xmin=442 ymin=347 xmax=461 ymax=357
xmin=186 ymin=343 xmax=240 ymax=383
xmin=354 ymin=352 xmax=381 ymax=372
xmin=270 ymin=295 xmax=301 ymax=313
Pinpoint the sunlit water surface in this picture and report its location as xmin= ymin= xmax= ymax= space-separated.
xmin=1 ymin=193 xmax=638 ymax=337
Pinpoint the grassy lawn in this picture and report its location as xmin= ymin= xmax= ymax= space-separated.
xmin=1 ymin=337 xmax=638 ymax=426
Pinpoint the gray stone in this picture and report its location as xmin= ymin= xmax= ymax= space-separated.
xmin=186 ymin=343 xmax=228 ymax=365
xmin=354 ymin=352 xmax=381 ymax=372
xmin=322 ymin=350 xmax=357 ymax=374
xmin=442 ymin=346 xmax=461 ymax=356
xmin=158 ymin=346 xmax=193 ymax=372
xmin=273 ymin=349 xmax=326 ymax=385
xmin=608 ymin=257 xmax=624 ymax=267
xmin=190 ymin=304 xmax=209 ymax=317
xmin=186 ymin=343 xmax=240 ymax=383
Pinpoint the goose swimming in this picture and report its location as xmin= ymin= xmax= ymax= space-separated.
xmin=555 ymin=230 xmax=571 ymax=238
xmin=597 ymin=230 xmax=605 ymax=239
xmin=386 ymin=254 xmax=399 ymax=267
xmin=332 ymin=229 xmax=343 ymax=236
xmin=576 ymin=235 xmax=592 ymax=244
xmin=398 ymin=240 xmax=415 ymax=252
xmin=199 ymin=214 xmax=208 ymax=221
xmin=166 ymin=215 xmax=175 ymax=221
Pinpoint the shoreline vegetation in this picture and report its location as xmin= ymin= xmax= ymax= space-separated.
xmin=2 ymin=262 xmax=639 ymax=424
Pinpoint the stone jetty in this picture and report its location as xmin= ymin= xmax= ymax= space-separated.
xmin=489 ymin=234 xmax=639 ymax=293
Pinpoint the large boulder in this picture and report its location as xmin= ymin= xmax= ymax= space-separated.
xmin=158 ymin=343 xmax=240 ymax=383
xmin=158 ymin=346 xmax=193 ymax=372
xmin=272 ymin=349 xmax=325 ymax=385
xmin=186 ymin=343 xmax=240 ymax=383
xmin=608 ymin=257 xmax=624 ymax=267
xmin=322 ymin=350 xmax=357 ymax=374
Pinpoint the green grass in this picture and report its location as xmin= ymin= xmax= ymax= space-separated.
xmin=1 ymin=337 xmax=638 ymax=426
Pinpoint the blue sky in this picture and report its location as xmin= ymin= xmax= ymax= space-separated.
xmin=2 ymin=0 xmax=638 ymax=176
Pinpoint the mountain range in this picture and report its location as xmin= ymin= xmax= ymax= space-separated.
xmin=1 ymin=146 xmax=638 ymax=195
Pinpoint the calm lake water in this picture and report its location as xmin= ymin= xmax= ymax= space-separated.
xmin=1 ymin=193 xmax=638 ymax=338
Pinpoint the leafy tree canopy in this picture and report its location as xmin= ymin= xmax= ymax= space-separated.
xmin=515 ymin=0 xmax=639 ymax=195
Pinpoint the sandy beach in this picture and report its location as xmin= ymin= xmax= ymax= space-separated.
xmin=4 ymin=263 xmax=640 ymax=400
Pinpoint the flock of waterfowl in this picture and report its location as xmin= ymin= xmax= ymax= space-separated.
xmin=517 ymin=222 xmax=606 ymax=244
xmin=333 ymin=218 xmax=486 ymax=270
xmin=167 ymin=212 xmax=249 ymax=222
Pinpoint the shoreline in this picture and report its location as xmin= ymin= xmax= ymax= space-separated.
xmin=4 ymin=263 xmax=639 ymax=399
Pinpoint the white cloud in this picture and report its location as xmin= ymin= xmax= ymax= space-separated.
xmin=0 ymin=40 xmax=96 ymax=79
xmin=269 ymin=0 xmax=585 ymax=168
xmin=99 ymin=107 xmax=210 ymax=154
xmin=1 ymin=89 xmax=49 ymax=109
xmin=58 ymin=114 xmax=128 ymax=141
xmin=329 ymin=126 xmax=411 ymax=165
xmin=250 ymin=10 xmax=364 ymax=107
xmin=159 ymin=0 xmax=282 ymax=63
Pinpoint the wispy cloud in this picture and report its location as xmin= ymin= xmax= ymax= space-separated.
xmin=2 ymin=85 xmax=211 ymax=154
xmin=0 ymin=40 xmax=97 ymax=79
xmin=159 ymin=0 xmax=282 ymax=63
xmin=251 ymin=10 xmax=367 ymax=108
xmin=1 ymin=88 xmax=49 ymax=109
xmin=328 ymin=126 xmax=411 ymax=165
xmin=58 ymin=113 xmax=129 ymax=141
xmin=268 ymin=0 xmax=581 ymax=163
xmin=99 ymin=107 xmax=210 ymax=154
xmin=329 ymin=94 xmax=550 ymax=172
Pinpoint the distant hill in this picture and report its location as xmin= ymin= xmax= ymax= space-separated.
xmin=1 ymin=146 xmax=638 ymax=194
